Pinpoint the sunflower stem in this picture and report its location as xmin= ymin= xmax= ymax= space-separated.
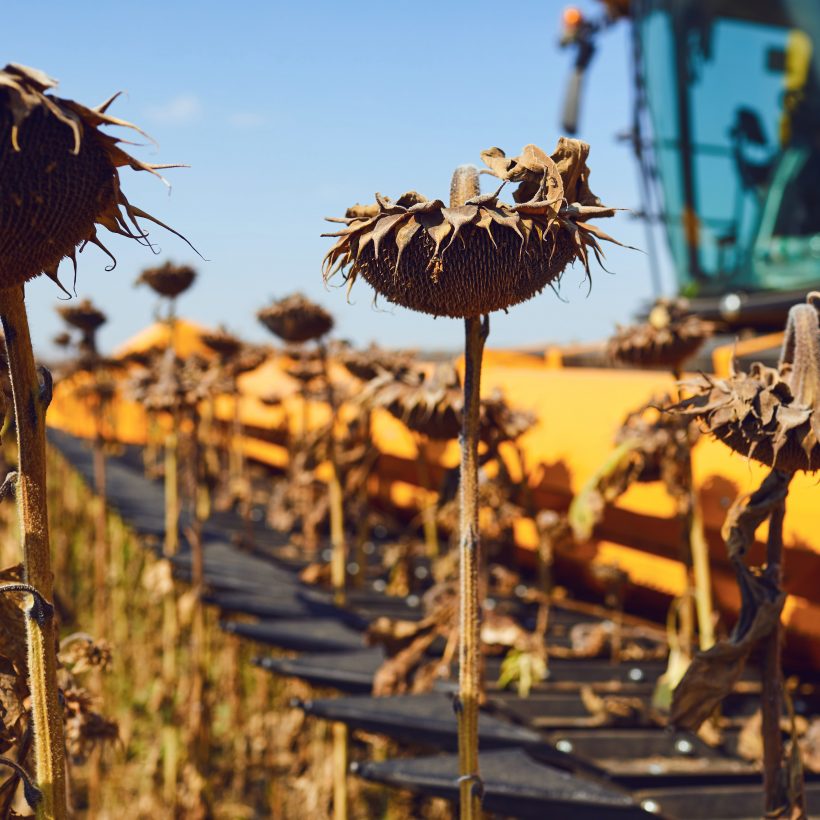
xmin=672 ymin=368 xmax=714 ymax=651
xmin=0 ymin=285 xmax=67 ymax=820
xmin=414 ymin=434 xmax=439 ymax=559
xmin=318 ymin=342 xmax=346 ymax=606
xmin=458 ymin=314 xmax=487 ymax=820
xmin=762 ymin=487 xmax=790 ymax=815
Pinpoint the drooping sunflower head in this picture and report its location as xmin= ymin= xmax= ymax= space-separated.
xmin=135 ymin=261 xmax=197 ymax=299
xmin=365 ymin=362 xmax=463 ymax=440
xmin=200 ymin=326 xmax=242 ymax=363
xmin=56 ymin=298 xmax=107 ymax=334
xmin=229 ymin=345 xmax=267 ymax=377
xmin=257 ymin=293 xmax=334 ymax=344
xmin=363 ymin=363 xmax=536 ymax=444
xmin=615 ymin=396 xmax=697 ymax=486
xmin=671 ymin=292 xmax=820 ymax=473
xmin=333 ymin=340 xmax=415 ymax=383
xmin=322 ymin=139 xmax=625 ymax=319
xmin=608 ymin=298 xmax=714 ymax=371
xmin=0 ymin=63 xmax=193 ymax=292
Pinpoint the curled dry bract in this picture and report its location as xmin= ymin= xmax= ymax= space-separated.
xmin=257 ymin=293 xmax=334 ymax=343
xmin=0 ymin=63 xmax=191 ymax=291
xmin=323 ymin=139 xmax=623 ymax=318
xmin=672 ymin=293 xmax=820 ymax=473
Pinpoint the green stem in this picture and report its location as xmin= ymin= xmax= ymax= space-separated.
xmin=0 ymin=285 xmax=66 ymax=819
xmin=458 ymin=315 xmax=487 ymax=820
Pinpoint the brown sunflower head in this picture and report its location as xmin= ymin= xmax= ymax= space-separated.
xmin=0 ymin=63 xmax=193 ymax=292
xmin=200 ymin=326 xmax=242 ymax=362
xmin=615 ymin=396 xmax=697 ymax=486
xmin=608 ymin=299 xmax=714 ymax=371
xmin=57 ymin=298 xmax=106 ymax=334
xmin=364 ymin=363 xmax=463 ymax=440
xmin=671 ymin=292 xmax=820 ymax=473
xmin=53 ymin=331 xmax=72 ymax=348
xmin=285 ymin=356 xmax=325 ymax=385
xmin=257 ymin=293 xmax=334 ymax=343
xmin=135 ymin=261 xmax=197 ymax=299
xmin=137 ymin=348 xmax=213 ymax=411
xmin=334 ymin=340 xmax=415 ymax=383
xmin=229 ymin=345 xmax=267 ymax=377
xmin=479 ymin=389 xmax=537 ymax=447
xmin=323 ymin=139 xmax=624 ymax=318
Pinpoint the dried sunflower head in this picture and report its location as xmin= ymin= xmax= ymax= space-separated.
xmin=608 ymin=298 xmax=714 ymax=371
xmin=334 ymin=340 xmax=415 ymax=383
xmin=615 ymin=396 xmax=697 ymax=486
xmin=137 ymin=348 xmax=213 ymax=410
xmin=480 ymin=389 xmax=537 ymax=447
xmin=286 ymin=358 xmax=325 ymax=384
xmin=671 ymin=292 xmax=820 ymax=473
xmin=200 ymin=326 xmax=242 ymax=362
xmin=365 ymin=363 xmax=463 ymax=440
xmin=0 ymin=63 xmax=192 ymax=292
xmin=56 ymin=298 xmax=106 ymax=334
xmin=52 ymin=331 xmax=72 ymax=348
xmin=257 ymin=293 xmax=334 ymax=343
xmin=135 ymin=260 xmax=196 ymax=299
xmin=364 ymin=364 xmax=534 ymax=444
xmin=323 ymin=139 xmax=623 ymax=318
xmin=229 ymin=345 xmax=267 ymax=376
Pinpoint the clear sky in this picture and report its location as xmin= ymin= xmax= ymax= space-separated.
xmin=6 ymin=0 xmax=675 ymax=357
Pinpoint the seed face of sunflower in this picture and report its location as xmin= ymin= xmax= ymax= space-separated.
xmin=200 ymin=327 xmax=242 ymax=361
xmin=0 ymin=68 xmax=116 ymax=289
xmin=323 ymin=139 xmax=624 ymax=319
xmin=257 ymin=293 xmax=334 ymax=344
xmin=608 ymin=299 xmax=714 ymax=370
xmin=57 ymin=298 xmax=107 ymax=333
xmin=0 ymin=64 xmax=193 ymax=292
xmin=672 ymin=293 xmax=820 ymax=473
xmin=135 ymin=261 xmax=197 ymax=298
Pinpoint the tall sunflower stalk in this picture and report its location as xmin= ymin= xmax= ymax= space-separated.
xmin=670 ymin=292 xmax=820 ymax=816
xmin=609 ymin=299 xmax=717 ymax=657
xmin=324 ymin=139 xmax=623 ymax=818
xmin=0 ymin=64 xmax=192 ymax=818
xmin=258 ymin=295 xmax=347 ymax=601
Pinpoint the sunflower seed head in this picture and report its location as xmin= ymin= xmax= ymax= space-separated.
xmin=56 ymin=298 xmax=107 ymax=333
xmin=200 ymin=326 xmax=242 ymax=362
xmin=323 ymin=139 xmax=625 ymax=319
xmin=671 ymin=292 xmax=820 ymax=473
xmin=0 ymin=64 xmax=193 ymax=292
xmin=135 ymin=261 xmax=197 ymax=299
xmin=608 ymin=299 xmax=714 ymax=370
xmin=257 ymin=293 xmax=334 ymax=343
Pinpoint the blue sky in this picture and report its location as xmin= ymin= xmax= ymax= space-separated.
xmin=6 ymin=1 xmax=675 ymax=356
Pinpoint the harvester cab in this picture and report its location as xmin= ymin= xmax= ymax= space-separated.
xmin=561 ymin=0 xmax=820 ymax=330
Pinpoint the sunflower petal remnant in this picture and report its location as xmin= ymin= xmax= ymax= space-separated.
xmin=322 ymin=139 xmax=626 ymax=319
xmin=0 ymin=63 xmax=195 ymax=291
